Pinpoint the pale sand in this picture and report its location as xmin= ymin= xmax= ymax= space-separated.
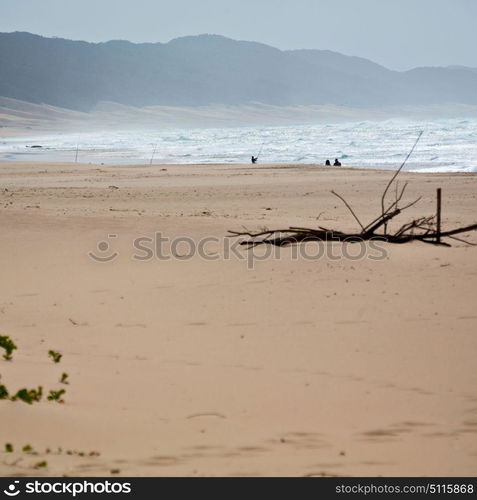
xmin=2 ymin=96 xmax=477 ymax=133
xmin=0 ymin=161 xmax=476 ymax=477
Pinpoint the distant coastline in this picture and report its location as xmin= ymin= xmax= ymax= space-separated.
xmin=1 ymin=31 xmax=477 ymax=112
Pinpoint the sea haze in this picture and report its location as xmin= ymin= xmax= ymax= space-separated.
xmin=1 ymin=118 xmax=476 ymax=172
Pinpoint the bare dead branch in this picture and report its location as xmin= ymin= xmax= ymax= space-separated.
xmin=364 ymin=209 xmax=401 ymax=236
xmin=331 ymin=190 xmax=365 ymax=231
xmin=447 ymin=235 xmax=477 ymax=246
xmin=439 ymin=223 xmax=477 ymax=237
xmin=229 ymin=208 xmax=476 ymax=249
xmin=399 ymin=196 xmax=422 ymax=211
xmin=380 ymin=131 xmax=423 ymax=233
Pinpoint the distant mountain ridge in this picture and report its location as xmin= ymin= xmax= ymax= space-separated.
xmin=1 ymin=31 xmax=476 ymax=111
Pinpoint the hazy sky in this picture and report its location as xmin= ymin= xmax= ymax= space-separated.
xmin=1 ymin=0 xmax=476 ymax=70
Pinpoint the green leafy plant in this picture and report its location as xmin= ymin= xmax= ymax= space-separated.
xmin=34 ymin=460 xmax=47 ymax=469
xmin=0 ymin=345 xmax=73 ymax=408
xmin=0 ymin=335 xmax=17 ymax=361
xmin=48 ymin=350 xmax=62 ymax=363
xmin=5 ymin=443 xmax=13 ymax=453
xmin=22 ymin=444 xmax=33 ymax=453
xmin=47 ymin=389 xmax=65 ymax=403
xmin=0 ymin=383 xmax=9 ymax=400
xmin=11 ymin=386 xmax=43 ymax=404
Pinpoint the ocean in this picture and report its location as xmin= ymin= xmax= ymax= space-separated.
xmin=1 ymin=118 xmax=476 ymax=173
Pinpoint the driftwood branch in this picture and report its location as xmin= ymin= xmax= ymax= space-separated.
xmin=228 ymin=218 xmax=477 ymax=248
xmin=229 ymin=134 xmax=476 ymax=250
xmin=381 ymin=131 xmax=423 ymax=234
xmin=381 ymin=131 xmax=423 ymax=215
xmin=229 ymin=184 xmax=475 ymax=249
xmin=228 ymin=192 xmax=476 ymax=247
xmin=331 ymin=190 xmax=365 ymax=231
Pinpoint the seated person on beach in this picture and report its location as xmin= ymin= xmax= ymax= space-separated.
xmin=251 ymin=156 xmax=258 ymax=164
xmin=334 ymin=158 xmax=342 ymax=166
xmin=325 ymin=159 xmax=331 ymax=166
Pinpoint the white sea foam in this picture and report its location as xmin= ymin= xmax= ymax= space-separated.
xmin=1 ymin=118 xmax=476 ymax=173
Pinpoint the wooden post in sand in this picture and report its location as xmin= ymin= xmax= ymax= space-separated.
xmin=436 ymin=188 xmax=442 ymax=244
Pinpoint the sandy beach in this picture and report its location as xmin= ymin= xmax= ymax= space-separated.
xmin=0 ymin=161 xmax=476 ymax=477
